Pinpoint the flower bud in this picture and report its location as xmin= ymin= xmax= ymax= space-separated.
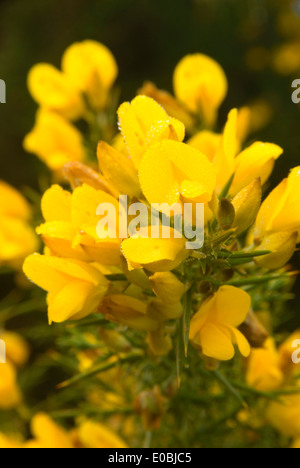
xmin=147 ymin=328 xmax=173 ymax=356
xmin=133 ymin=386 xmax=166 ymax=431
xmin=147 ymin=299 xmax=183 ymax=321
xmin=100 ymin=295 xmax=158 ymax=332
xmin=149 ymin=272 xmax=185 ymax=305
xmin=217 ymin=198 xmax=235 ymax=230
xmin=97 ymin=141 xmax=141 ymax=198
xmin=232 ymin=178 xmax=262 ymax=235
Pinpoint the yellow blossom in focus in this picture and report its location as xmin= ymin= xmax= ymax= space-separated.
xmin=36 ymin=184 xmax=122 ymax=265
xmin=62 ymin=40 xmax=118 ymax=110
xmin=246 ymin=338 xmax=284 ymax=392
xmin=24 ymin=110 xmax=86 ymax=171
xmin=23 ymin=254 xmax=109 ymax=323
xmin=122 ymin=226 xmax=188 ymax=273
xmin=97 ymin=141 xmax=141 ymax=198
xmin=28 ymin=63 xmax=85 ymax=120
xmin=189 ymin=286 xmax=251 ymax=361
xmin=214 ymin=109 xmax=282 ymax=194
xmin=173 ymin=54 xmax=228 ymax=126
xmin=139 ymin=140 xmax=216 ymax=205
xmin=118 ymin=95 xmax=185 ymax=169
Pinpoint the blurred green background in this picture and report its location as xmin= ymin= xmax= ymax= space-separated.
xmin=0 ymin=0 xmax=300 ymax=320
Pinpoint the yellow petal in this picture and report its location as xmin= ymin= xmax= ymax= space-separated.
xmin=23 ymin=110 xmax=86 ymax=171
xmin=139 ymin=140 xmax=216 ymax=204
xmin=30 ymin=413 xmax=74 ymax=449
xmin=188 ymin=130 xmax=221 ymax=162
xmin=41 ymin=185 xmax=72 ymax=222
xmin=214 ymin=285 xmax=251 ymax=327
xmin=228 ymin=326 xmax=251 ymax=358
xmin=48 ymin=278 xmax=106 ymax=323
xmin=232 ymin=178 xmax=262 ymax=235
xmin=23 ymin=254 xmax=107 ymax=293
xmin=27 ymin=64 xmax=85 ymax=120
xmin=78 ymin=421 xmax=128 ymax=449
xmin=200 ymin=322 xmax=235 ymax=361
xmin=0 ymin=181 xmax=31 ymax=220
xmin=149 ymin=272 xmax=185 ymax=304
xmin=232 ymin=142 xmax=283 ymax=195
xmin=255 ymin=231 xmax=298 ymax=269
xmin=214 ymin=109 xmax=238 ymax=193
xmin=173 ymin=54 xmax=228 ymax=125
xmin=122 ymin=231 xmax=187 ymax=273
xmin=97 ymin=141 xmax=141 ymax=198
xmin=118 ymin=95 xmax=168 ymax=168
xmin=71 ymin=184 xmax=120 ymax=239
xmin=62 ymin=40 xmax=118 ymax=91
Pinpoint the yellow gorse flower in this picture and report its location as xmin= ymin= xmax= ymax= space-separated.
xmin=118 ymin=95 xmax=185 ymax=170
xmin=173 ymin=53 xmax=228 ymax=126
xmin=23 ymin=254 xmax=109 ymax=323
xmin=189 ymin=286 xmax=251 ymax=361
xmin=246 ymin=338 xmax=284 ymax=392
xmin=255 ymin=166 xmax=300 ymax=240
xmin=28 ymin=63 xmax=85 ymax=121
xmin=0 ymin=181 xmax=38 ymax=268
xmin=24 ymin=110 xmax=86 ymax=171
xmin=62 ymin=40 xmax=118 ymax=110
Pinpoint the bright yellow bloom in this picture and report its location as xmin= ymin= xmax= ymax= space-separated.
xmin=118 ymin=95 xmax=185 ymax=169
xmin=27 ymin=63 xmax=85 ymax=120
xmin=0 ymin=182 xmax=38 ymax=268
xmin=139 ymin=140 xmax=216 ymax=205
xmin=36 ymin=184 xmax=122 ymax=265
xmin=138 ymin=81 xmax=196 ymax=132
xmin=62 ymin=40 xmax=118 ymax=110
xmin=189 ymin=286 xmax=251 ymax=361
xmin=24 ymin=413 xmax=74 ymax=449
xmin=97 ymin=141 xmax=141 ymax=198
xmin=77 ymin=420 xmax=128 ymax=449
xmin=173 ymin=54 xmax=228 ymax=126
xmin=23 ymin=254 xmax=109 ymax=323
xmin=24 ymin=110 xmax=86 ymax=171
xmin=0 ymin=361 xmax=22 ymax=409
xmin=122 ymin=227 xmax=188 ymax=273
xmin=214 ymin=109 xmax=283 ymax=194
xmin=246 ymin=338 xmax=284 ymax=392
xmin=255 ymin=167 xmax=300 ymax=241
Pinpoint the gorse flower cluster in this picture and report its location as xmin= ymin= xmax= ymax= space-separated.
xmin=23 ymin=40 xmax=298 ymax=360
xmin=1 ymin=39 xmax=300 ymax=448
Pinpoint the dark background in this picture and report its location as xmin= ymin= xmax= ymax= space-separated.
xmin=0 ymin=0 xmax=299 ymax=320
